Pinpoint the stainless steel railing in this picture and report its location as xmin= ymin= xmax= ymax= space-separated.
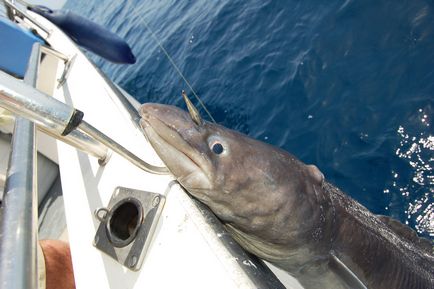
xmin=0 ymin=119 xmax=38 ymax=289
xmin=0 ymin=69 xmax=169 ymax=174
xmin=0 ymin=43 xmax=40 ymax=289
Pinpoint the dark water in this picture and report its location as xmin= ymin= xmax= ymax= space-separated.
xmin=64 ymin=0 xmax=433 ymax=240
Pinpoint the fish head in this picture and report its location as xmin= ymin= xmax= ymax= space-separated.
xmin=140 ymin=103 xmax=326 ymax=247
xmin=140 ymin=103 xmax=214 ymax=192
xmin=140 ymin=104 xmax=260 ymax=202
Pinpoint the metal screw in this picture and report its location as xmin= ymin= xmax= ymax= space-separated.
xmin=128 ymin=255 xmax=138 ymax=268
xmin=152 ymin=196 xmax=160 ymax=207
xmin=98 ymin=150 xmax=112 ymax=166
xmin=94 ymin=207 xmax=109 ymax=222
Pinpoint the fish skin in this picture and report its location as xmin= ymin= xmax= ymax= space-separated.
xmin=139 ymin=103 xmax=434 ymax=289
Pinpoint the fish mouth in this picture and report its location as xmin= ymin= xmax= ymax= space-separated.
xmin=139 ymin=104 xmax=212 ymax=189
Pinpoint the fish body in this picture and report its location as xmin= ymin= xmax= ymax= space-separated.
xmin=139 ymin=103 xmax=433 ymax=289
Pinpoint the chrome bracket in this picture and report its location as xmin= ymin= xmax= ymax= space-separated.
xmin=93 ymin=186 xmax=165 ymax=271
xmin=57 ymin=54 xmax=76 ymax=88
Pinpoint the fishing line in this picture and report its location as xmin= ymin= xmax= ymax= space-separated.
xmin=141 ymin=18 xmax=216 ymax=123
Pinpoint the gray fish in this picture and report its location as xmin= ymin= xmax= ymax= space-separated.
xmin=139 ymin=103 xmax=434 ymax=289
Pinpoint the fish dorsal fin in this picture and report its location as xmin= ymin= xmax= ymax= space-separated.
xmin=377 ymin=215 xmax=433 ymax=253
xmin=329 ymin=253 xmax=368 ymax=289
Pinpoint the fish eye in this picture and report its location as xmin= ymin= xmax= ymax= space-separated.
xmin=211 ymin=142 xmax=224 ymax=154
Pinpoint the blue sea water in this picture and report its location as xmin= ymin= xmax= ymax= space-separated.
xmin=64 ymin=0 xmax=433 ymax=240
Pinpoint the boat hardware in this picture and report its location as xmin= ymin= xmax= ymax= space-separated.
xmin=0 ymin=70 xmax=169 ymax=174
xmin=93 ymin=186 xmax=165 ymax=271
xmin=40 ymin=44 xmax=69 ymax=62
xmin=37 ymin=45 xmax=75 ymax=89
xmin=3 ymin=0 xmax=51 ymax=37
xmin=0 ymin=70 xmax=80 ymax=135
xmin=0 ymin=43 xmax=40 ymax=289
xmin=39 ymin=126 xmax=112 ymax=165
xmin=57 ymin=53 xmax=76 ymax=88
xmin=5 ymin=1 xmax=75 ymax=87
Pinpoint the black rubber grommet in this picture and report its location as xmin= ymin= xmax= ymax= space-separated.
xmin=62 ymin=109 xmax=84 ymax=136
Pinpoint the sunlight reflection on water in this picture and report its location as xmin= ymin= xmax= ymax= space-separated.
xmin=388 ymin=109 xmax=433 ymax=237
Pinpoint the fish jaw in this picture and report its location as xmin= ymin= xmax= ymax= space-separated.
xmin=139 ymin=103 xmax=213 ymax=197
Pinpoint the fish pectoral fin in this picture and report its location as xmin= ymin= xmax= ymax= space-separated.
xmin=329 ymin=253 xmax=368 ymax=289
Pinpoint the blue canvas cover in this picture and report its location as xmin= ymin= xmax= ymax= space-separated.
xmin=0 ymin=18 xmax=44 ymax=78
xmin=29 ymin=6 xmax=136 ymax=64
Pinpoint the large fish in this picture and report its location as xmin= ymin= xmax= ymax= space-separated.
xmin=139 ymin=103 xmax=433 ymax=289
